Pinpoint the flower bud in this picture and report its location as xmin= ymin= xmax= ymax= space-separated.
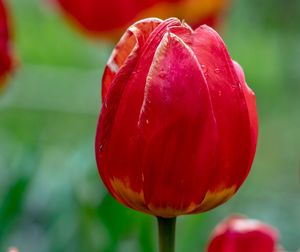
xmin=207 ymin=216 xmax=280 ymax=252
xmin=55 ymin=0 xmax=228 ymax=39
xmin=95 ymin=18 xmax=258 ymax=217
xmin=0 ymin=0 xmax=13 ymax=90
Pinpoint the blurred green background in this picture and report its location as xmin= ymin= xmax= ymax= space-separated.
xmin=0 ymin=0 xmax=299 ymax=251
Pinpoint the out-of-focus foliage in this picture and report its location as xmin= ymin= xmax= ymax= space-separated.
xmin=0 ymin=0 xmax=299 ymax=251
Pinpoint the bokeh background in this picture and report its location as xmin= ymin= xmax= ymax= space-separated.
xmin=0 ymin=0 xmax=299 ymax=251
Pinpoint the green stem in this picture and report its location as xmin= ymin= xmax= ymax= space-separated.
xmin=157 ymin=217 xmax=176 ymax=252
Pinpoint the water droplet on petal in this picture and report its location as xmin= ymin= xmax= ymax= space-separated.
xmin=159 ymin=71 xmax=167 ymax=79
xmin=201 ymin=64 xmax=207 ymax=74
xmin=214 ymin=68 xmax=220 ymax=74
xmin=100 ymin=144 xmax=103 ymax=152
xmin=218 ymin=91 xmax=222 ymax=96
xmin=146 ymin=119 xmax=149 ymax=124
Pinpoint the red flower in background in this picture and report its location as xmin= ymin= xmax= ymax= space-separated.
xmin=207 ymin=216 xmax=281 ymax=252
xmin=0 ymin=0 xmax=13 ymax=90
xmin=95 ymin=18 xmax=258 ymax=217
xmin=55 ymin=0 xmax=229 ymax=39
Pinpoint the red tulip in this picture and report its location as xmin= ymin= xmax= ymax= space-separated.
xmin=55 ymin=0 xmax=228 ymax=39
xmin=95 ymin=18 xmax=258 ymax=218
xmin=0 ymin=0 xmax=13 ymax=89
xmin=207 ymin=216 xmax=279 ymax=252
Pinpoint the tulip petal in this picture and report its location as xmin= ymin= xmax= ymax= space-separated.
xmin=97 ymin=19 xmax=161 ymax=211
xmin=102 ymin=18 xmax=162 ymax=99
xmin=96 ymin=18 xmax=182 ymax=213
xmin=184 ymin=25 xmax=254 ymax=211
xmin=232 ymin=60 xmax=258 ymax=170
xmin=139 ymin=32 xmax=217 ymax=217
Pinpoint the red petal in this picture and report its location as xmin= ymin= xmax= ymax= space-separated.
xmin=187 ymin=25 xmax=254 ymax=204
xmin=139 ymin=32 xmax=217 ymax=217
xmin=96 ymin=19 xmax=161 ymax=210
xmin=96 ymin=18 xmax=182 ymax=213
xmin=102 ymin=18 xmax=162 ymax=99
xmin=232 ymin=60 xmax=258 ymax=170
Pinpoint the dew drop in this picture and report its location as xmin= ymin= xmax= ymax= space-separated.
xmin=218 ymin=91 xmax=222 ymax=96
xmin=201 ymin=64 xmax=207 ymax=74
xmin=99 ymin=144 xmax=103 ymax=152
xmin=159 ymin=71 xmax=167 ymax=79
xmin=214 ymin=68 xmax=220 ymax=74
xmin=146 ymin=119 xmax=149 ymax=124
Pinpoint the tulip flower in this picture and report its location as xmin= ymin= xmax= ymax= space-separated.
xmin=95 ymin=18 xmax=258 ymax=251
xmin=0 ymin=0 xmax=13 ymax=90
xmin=207 ymin=216 xmax=280 ymax=252
xmin=55 ymin=0 xmax=228 ymax=39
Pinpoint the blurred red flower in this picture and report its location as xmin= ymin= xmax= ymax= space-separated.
xmin=0 ymin=0 xmax=13 ymax=90
xmin=95 ymin=18 xmax=258 ymax=217
xmin=55 ymin=0 xmax=229 ymax=39
xmin=207 ymin=216 xmax=281 ymax=252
